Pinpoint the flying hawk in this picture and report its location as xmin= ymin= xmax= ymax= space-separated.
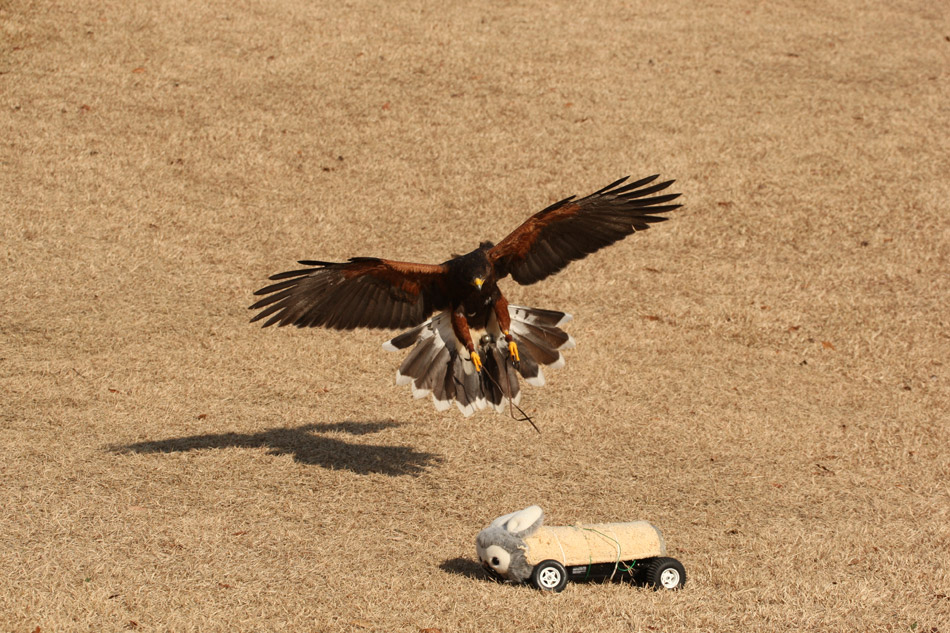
xmin=250 ymin=175 xmax=681 ymax=416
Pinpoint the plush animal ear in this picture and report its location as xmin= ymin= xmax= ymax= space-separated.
xmin=489 ymin=510 xmax=522 ymax=529
xmin=501 ymin=505 xmax=543 ymax=537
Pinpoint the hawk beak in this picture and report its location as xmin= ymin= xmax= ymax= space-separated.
xmin=474 ymin=277 xmax=484 ymax=290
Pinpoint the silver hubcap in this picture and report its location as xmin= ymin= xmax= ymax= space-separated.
xmin=538 ymin=567 xmax=562 ymax=588
xmin=659 ymin=567 xmax=681 ymax=589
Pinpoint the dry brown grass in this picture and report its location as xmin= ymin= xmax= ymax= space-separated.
xmin=3 ymin=0 xmax=949 ymax=630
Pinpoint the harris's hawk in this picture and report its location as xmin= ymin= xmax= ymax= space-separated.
xmin=250 ymin=175 xmax=681 ymax=416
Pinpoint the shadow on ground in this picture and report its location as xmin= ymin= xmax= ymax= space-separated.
xmin=440 ymin=557 xmax=499 ymax=583
xmin=111 ymin=420 xmax=440 ymax=476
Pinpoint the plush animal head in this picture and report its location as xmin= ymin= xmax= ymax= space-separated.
xmin=475 ymin=505 xmax=544 ymax=582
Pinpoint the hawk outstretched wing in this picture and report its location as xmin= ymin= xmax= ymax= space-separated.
xmin=249 ymin=258 xmax=449 ymax=330
xmin=488 ymin=175 xmax=681 ymax=285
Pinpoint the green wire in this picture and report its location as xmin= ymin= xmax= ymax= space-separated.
xmin=571 ymin=526 xmax=628 ymax=581
xmin=617 ymin=559 xmax=638 ymax=574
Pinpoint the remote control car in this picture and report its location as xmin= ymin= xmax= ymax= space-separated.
xmin=475 ymin=505 xmax=685 ymax=592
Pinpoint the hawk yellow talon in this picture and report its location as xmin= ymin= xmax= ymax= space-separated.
xmin=471 ymin=350 xmax=483 ymax=373
xmin=508 ymin=340 xmax=520 ymax=362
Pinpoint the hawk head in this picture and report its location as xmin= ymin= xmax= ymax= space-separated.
xmin=450 ymin=246 xmax=494 ymax=292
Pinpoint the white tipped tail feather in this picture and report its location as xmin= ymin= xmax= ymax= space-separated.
xmin=382 ymin=305 xmax=575 ymax=416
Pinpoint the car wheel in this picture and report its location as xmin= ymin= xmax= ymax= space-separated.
xmin=643 ymin=557 xmax=686 ymax=590
xmin=531 ymin=560 xmax=568 ymax=592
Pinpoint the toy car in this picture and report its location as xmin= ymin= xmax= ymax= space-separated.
xmin=475 ymin=505 xmax=685 ymax=592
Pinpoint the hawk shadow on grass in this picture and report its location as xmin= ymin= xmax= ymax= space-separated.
xmin=111 ymin=420 xmax=440 ymax=476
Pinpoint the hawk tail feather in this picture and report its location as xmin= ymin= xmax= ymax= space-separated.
xmin=383 ymin=306 xmax=574 ymax=416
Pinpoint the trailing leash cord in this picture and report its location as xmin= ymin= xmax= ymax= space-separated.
xmin=457 ymin=346 xmax=540 ymax=433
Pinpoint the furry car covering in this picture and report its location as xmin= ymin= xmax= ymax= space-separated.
xmin=476 ymin=506 xmax=667 ymax=583
xmin=523 ymin=521 xmax=666 ymax=566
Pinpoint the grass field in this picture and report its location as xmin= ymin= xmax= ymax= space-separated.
xmin=2 ymin=0 xmax=949 ymax=631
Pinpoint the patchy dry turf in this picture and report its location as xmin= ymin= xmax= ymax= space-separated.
xmin=2 ymin=0 xmax=949 ymax=631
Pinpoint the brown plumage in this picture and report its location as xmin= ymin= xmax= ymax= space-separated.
xmin=250 ymin=175 xmax=681 ymax=415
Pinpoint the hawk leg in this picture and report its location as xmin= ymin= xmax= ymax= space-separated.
xmin=492 ymin=293 xmax=520 ymax=365
xmin=450 ymin=308 xmax=482 ymax=372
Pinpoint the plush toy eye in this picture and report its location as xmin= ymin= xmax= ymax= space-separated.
xmin=483 ymin=545 xmax=511 ymax=574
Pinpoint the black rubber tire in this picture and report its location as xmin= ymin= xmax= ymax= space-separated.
xmin=642 ymin=557 xmax=686 ymax=590
xmin=530 ymin=560 xmax=568 ymax=592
